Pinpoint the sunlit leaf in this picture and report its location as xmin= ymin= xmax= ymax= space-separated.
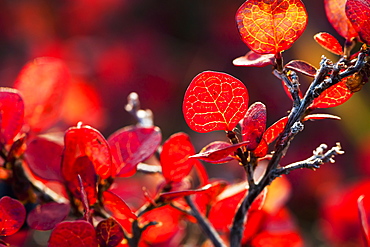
xmin=236 ymin=0 xmax=308 ymax=54
xmin=285 ymin=60 xmax=317 ymax=77
xmin=345 ymin=0 xmax=370 ymax=44
xmin=251 ymin=230 xmax=303 ymax=247
xmin=324 ymin=0 xmax=358 ymax=39
xmin=0 ymin=196 xmax=26 ymax=236
xmin=96 ymin=218 xmax=125 ymax=247
xmin=14 ymin=57 xmax=70 ymax=132
xmin=310 ymin=79 xmax=353 ymax=108
xmin=25 ymin=135 xmax=64 ymax=182
xmin=253 ymin=138 xmax=268 ymax=158
xmin=241 ymin=102 xmax=266 ymax=150
xmin=103 ymin=191 xmax=137 ymax=221
xmin=160 ymin=132 xmax=196 ymax=183
xmin=194 ymin=161 xmax=209 ymax=186
xmin=27 ymin=202 xmax=70 ymax=230
xmin=314 ymin=32 xmax=343 ymax=55
xmin=183 ymin=71 xmax=249 ymax=133
xmin=233 ymin=50 xmax=275 ymax=67
xmin=62 ymin=124 xmax=112 ymax=179
xmin=358 ymin=195 xmax=370 ymax=246
xmin=263 ymin=117 xmax=288 ymax=145
xmin=48 ymin=220 xmax=98 ymax=247
xmin=108 ymin=125 xmax=161 ymax=177
xmin=0 ymin=88 xmax=24 ymax=146
xmin=303 ymin=114 xmax=341 ymax=121
xmin=193 ymin=181 xmax=228 ymax=215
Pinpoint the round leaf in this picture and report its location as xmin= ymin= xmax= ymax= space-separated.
xmin=345 ymin=0 xmax=370 ymax=44
xmin=0 ymin=196 xmax=26 ymax=236
xmin=313 ymin=32 xmax=343 ymax=55
xmin=241 ymin=102 xmax=266 ymax=150
xmin=236 ymin=0 xmax=308 ymax=54
xmin=96 ymin=218 xmax=125 ymax=247
xmin=27 ymin=202 xmax=70 ymax=230
xmin=183 ymin=71 xmax=249 ymax=133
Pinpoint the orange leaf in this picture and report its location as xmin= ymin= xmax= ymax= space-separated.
xmin=314 ymin=32 xmax=343 ymax=55
xmin=236 ymin=0 xmax=308 ymax=54
xmin=345 ymin=0 xmax=370 ymax=44
xmin=263 ymin=117 xmax=288 ymax=145
xmin=324 ymin=0 xmax=358 ymax=39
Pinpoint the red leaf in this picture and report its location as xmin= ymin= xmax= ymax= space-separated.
xmin=65 ymin=156 xmax=97 ymax=205
xmin=324 ymin=0 xmax=358 ymax=39
xmin=263 ymin=117 xmax=288 ymax=145
xmin=251 ymin=230 xmax=303 ymax=247
xmin=236 ymin=0 xmax=308 ymax=54
xmin=193 ymin=181 xmax=228 ymax=215
xmin=25 ymin=135 xmax=64 ymax=182
xmin=241 ymin=102 xmax=266 ymax=151
xmin=358 ymin=195 xmax=370 ymax=246
xmin=0 ymin=88 xmax=24 ymax=146
xmin=285 ymin=60 xmax=318 ymax=77
xmin=183 ymin=71 xmax=249 ymax=133
xmin=190 ymin=141 xmax=248 ymax=164
xmin=345 ymin=0 xmax=370 ymax=44
xmin=310 ymin=79 xmax=353 ymax=108
xmin=194 ymin=161 xmax=209 ymax=186
xmin=160 ymin=132 xmax=196 ymax=183
xmin=62 ymin=124 xmax=112 ymax=180
xmin=303 ymin=114 xmax=341 ymax=121
xmin=253 ymin=138 xmax=268 ymax=158
xmin=0 ymin=196 xmax=26 ymax=236
xmin=103 ymin=191 xmax=137 ymax=221
xmin=13 ymin=57 xmax=70 ymax=132
xmin=314 ymin=32 xmax=343 ymax=55
xmin=108 ymin=126 xmax=161 ymax=177
xmin=233 ymin=51 xmax=275 ymax=67
xmin=78 ymin=174 xmax=91 ymax=221
xmin=27 ymin=202 xmax=70 ymax=230
xmin=48 ymin=220 xmax=98 ymax=247
xmin=96 ymin=218 xmax=125 ymax=247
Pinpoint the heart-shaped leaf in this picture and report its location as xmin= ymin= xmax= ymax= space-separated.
xmin=314 ymin=32 xmax=343 ymax=55
xmin=236 ymin=0 xmax=308 ymax=54
xmin=324 ymin=0 xmax=358 ymax=40
xmin=241 ymin=102 xmax=266 ymax=151
xmin=0 ymin=88 xmax=24 ymax=146
xmin=48 ymin=220 xmax=98 ymax=247
xmin=62 ymin=124 xmax=112 ymax=180
xmin=0 ymin=196 xmax=26 ymax=236
xmin=96 ymin=218 xmax=125 ymax=247
xmin=233 ymin=51 xmax=275 ymax=67
xmin=160 ymin=132 xmax=196 ymax=183
xmin=108 ymin=125 xmax=161 ymax=177
xmin=183 ymin=71 xmax=249 ymax=133
xmin=345 ymin=0 xmax=370 ymax=44
xmin=27 ymin=202 xmax=70 ymax=230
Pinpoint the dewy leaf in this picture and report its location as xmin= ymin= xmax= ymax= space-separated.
xmin=48 ymin=220 xmax=98 ymax=247
xmin=0 ymin=88 xmax=24 ymax=146
xmin=25 ymin=135 xmax=64 ymax=182
xmin=241 ymin=102 xmax=266 ymax=150
xmin=160 ymin=132 xmax=196 ymax=183
xmin=285 ymin=60 xmax=318 ymax=77
xmin=236 ymin=0 xmax=308 ymax=54
xmin=14 ymin=57 xmax=70 ymax=132
xmin=0 ymin=196 xmax=26 ymax=236
xmin=310 ymin=79 xmax=353 ymax=109
xmin=233 ymin=50 xmax=275 ymax=67
xmin=345 ymin=0 xmax=370 ymax=44
xmin=62 ymin=124 xmax=112 ymax=179
xmin=96 ymin=218 xmax=125 ymax=247
xmin=183 ymin=71 xmax=249 ymax=133
xmin=324 ymin=0 xmax=358 ymax=39
xmin=27 ymin=202 xmax=70 ymax=231
xmin=313 ymin=32 xmax=343 ymax=55
xmin=108 ymin=125 xmax=161 ymax=177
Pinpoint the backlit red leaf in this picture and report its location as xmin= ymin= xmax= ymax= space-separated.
xmin=253 ymin=138 xmax=268 ymax=158
xmin=314 ymin=32 xmax=343 ymax=55
xmin=263 ymin=117 xmax=288 ymax=145
xmin=311 ymin=79 xmax=353 ymax=108
xmin=251 ymin=231 xmax=303 ymax=247
xmin=183 ymin=71 xmax=249 ymax=133
xmin=160 ymin=132 xmax=196 ymax=183
xmin=0 ymin=88 xmax=24 ymax=145
xmin=285 ymin=60 xmax=317 ymax=77
xmin=0 ymin=196 xmax=26 ymax=236
xmin=236 ymin=0 xmax=308 ymax=54
xmin=25 ymin=135 xmax=64 ymax=182
xmin=62 ymin=124 xmax=112 ymax=179
xmin=233 ymin=51 xmax=275 ymax=67
xmin=241 ymin=102 xmax=266 ymax=150
xmin=345 ymin=0 xmax=370 ymax=44
xmin=13 ymin=57 xmax=70 ymax=132
xmin=193 ymin=181 xmax=228 ymax=215
xmin=103 ymin=191 xmax=137 ymax=221
xmin=27 ymin=202 xmax=70 ymax=230
xmin=189 ymin=141 xmax=248 ymax=164
xmin=96 ymin=218 xmax=125 ymax=247
xmin=358 ymin=195 xmax=370 ymax=246
xmin=324 ymin=0 xmax=358 ymax=39
xmin=48 ymin=220 xmax=98 ymax=247
xmin=108 ymin=126 xmax=161 ymax=177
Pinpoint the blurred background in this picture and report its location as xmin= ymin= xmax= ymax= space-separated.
xmin=1 ymin=0 xmax=370 ymax=246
